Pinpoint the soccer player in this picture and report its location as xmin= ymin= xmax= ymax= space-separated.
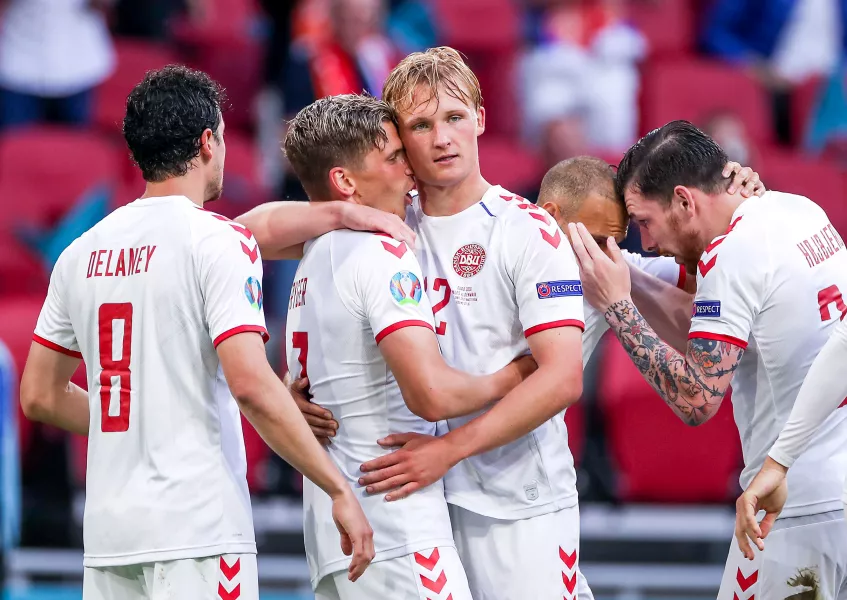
xmin=281 ymin=93 xmax=539 ymax=600
xmin=17 ymin=66 xmax=374 ymax=600
xmin=570 ymin=120 xmax=847 ymax=599
xmin=242 ymin=48 xmax=586 ymax=599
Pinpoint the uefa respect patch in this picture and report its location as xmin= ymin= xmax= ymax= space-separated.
xmin=390 ymin=271 xmax=423 ymax=306
xmin=536 ymin=280 xmax=582 ymax=299
xmin=693 ymin=300 xmax=721 ymax=318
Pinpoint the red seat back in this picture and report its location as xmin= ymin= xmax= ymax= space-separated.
xmin=630 ymin=0 xmax=695 ymax=57
xmin=597 ymin=341 xmax=742 ymax=503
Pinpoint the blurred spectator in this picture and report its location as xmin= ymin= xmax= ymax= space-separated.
xmin=0 ymin=0 xmax=115 ymax=130
xmin=701 ymin=0 xmax=847 ymax=143
xmin=702 ymin=109 xmax=759 ymax=167
xmin=283 ymin=0 xmax=400 ymax=116
xmin=518 ymin=0 xmax=645 ymax=168
xmin=112 ymin=0 xmax=206 ymax=41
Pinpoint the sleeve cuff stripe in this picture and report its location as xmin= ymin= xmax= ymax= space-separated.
xmin=32 ymin=334 xmax=83 ymax=358
xmin=677 ymin=264 xmax=687 ymax=290
xmin=213 ymin=325 xmax=270 ymax=348
xmin=688 ymin=331 xmax=748 ymax=349
xmin=525 ymin=319 xmax=585 ymax=337
xmin=375 ymin=320 xmax=434 ymax=343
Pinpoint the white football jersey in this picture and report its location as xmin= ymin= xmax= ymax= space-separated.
xmin=285 ymin=230 xmax=455 ymax=587
xmin=689 ymin=192 xmax=847 ymax=518
xmin=407 ymin=186 xmax=585 ymax=519
xmin=33 ymin=195 xmax=267 ymax=566
xmin=582 ymin=251 xmax=684 ymax=365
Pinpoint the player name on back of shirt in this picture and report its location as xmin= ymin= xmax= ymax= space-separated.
xmin=797 ymin=223 xmax=845 ymax=268
xmin=86 ymin=245 xmax=157 ymax=278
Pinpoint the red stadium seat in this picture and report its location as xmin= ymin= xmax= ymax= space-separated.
xmin=640 ymin=59 xmax=773 ymax=144
xmin=597 ymin=341 xmax=742 ymax=503
xmin=757 ymin=148 xmax=847 ymax=235
xmin=564 ymin=400 xmax=585 ymax=467
xmin=630 ymin=0 xmax=695 ymax=56
xmin=94 ymin=40 xmax=181 ymax=135
xmin=478 ymin=135 xmax=545 ymax=195
xmin=430 ymin=0 xmax=520 ymax=53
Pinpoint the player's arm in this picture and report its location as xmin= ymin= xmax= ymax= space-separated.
xmin=441 ymin=326 xmax=582 ymax=456
xmin=629 ymin=264 xmax=694 ymax=354
xmin=379 ymin=327 xmax=534 ymax=421
xmin=736 ymin=316 xmax=847 ymax=558
xmin=236 ymin=201 xmax=415 ymax=259
xmin=570 ymin=222 xmax=747 ymax=426
xmin=20 ymin=244 xmax=89 ymax=436
xmin=20 ymin=344 xmax=88 ymax=436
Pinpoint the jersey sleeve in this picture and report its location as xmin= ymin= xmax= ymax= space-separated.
xmin=196 ymin=228 xmax=269 ymax=348
xmin=352 ymin=236 xmax=435 ymax=343
xmin=689 ymin=236 xmax=763 ymax=348
xmin=623 ymin=251 xmax=685 ymax=288
xmin=33 ymin=245 xmax=81 ymax=358
xmin=769 ymin=316 xmax=847 ymax=468
xmin=506 ymin=207 xmax=585 ymax=336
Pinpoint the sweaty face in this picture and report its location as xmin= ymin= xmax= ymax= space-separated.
xmin=351 ymin=122 xmax=414 ymax=219
xmin=205 ymin=119 xmax=226 ymax=203
xmin=569 ymin=192 xmax=628 ymax=258
xmin=394 ymin=83 xmax=483 ymax=188
xmin=625 ymin=186 xmax=704 ymax=273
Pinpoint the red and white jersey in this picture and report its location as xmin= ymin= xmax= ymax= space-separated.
xmin=33 ymin=196 xmax=267 ymax=566
xmin=285 ymin=230 xmax=455 ymax=586
xmin=582 ymin=252 xmax=685 ymax=365
xmin=689 ymin=192 xmax=847 ymax=518
xmin=406 ymin=186 xmax=585 ymax=519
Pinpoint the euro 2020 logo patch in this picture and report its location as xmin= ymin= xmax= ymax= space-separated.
xmin=453 ymin=243 xmax=486 ymax=278
xmin=390 ymin=271 xmax=423 ymax=306
xmin=244 ymin=276 xmax=263 ymax=311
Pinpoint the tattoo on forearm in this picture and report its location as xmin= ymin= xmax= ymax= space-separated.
xmin=604 ymin=300 xmax=744 ymax=425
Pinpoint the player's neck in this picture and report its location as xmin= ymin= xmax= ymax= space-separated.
xmin=141 ymin=178 xmax=207 ymax=207
xmin=417 ymin=172 xmax=491 ymax=217
xmin=704 ymin=192 xmax=747 ymax=240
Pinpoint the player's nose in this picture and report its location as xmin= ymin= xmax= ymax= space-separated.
xmin=640 ymin=229 xmax=658 ymax=253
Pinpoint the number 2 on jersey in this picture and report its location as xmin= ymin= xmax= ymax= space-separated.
xmin=98 ymin=303 xmax=133 ymax=432
xmin=429 ymin=277 xmax=451 ymax=336
xmin=818 ymin=285 xmax=847 ymax=321
xmin=292 ymin=332 xmax=309 ymax=378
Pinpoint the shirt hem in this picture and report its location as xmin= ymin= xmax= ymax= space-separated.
xmin=83 ymin=541 xmax=257 ymax=567
xmin=444 ymin=491 xmax=578 ymax=520
xmin=778 ymin=499 xmax=844 ymax=520
xmin=310 ymin=536 xmax=456 ymax=589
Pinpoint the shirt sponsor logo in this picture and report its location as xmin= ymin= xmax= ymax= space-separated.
xmin=390 ymin=271 xmax=423 ymax=306
xmin=693 ymin=300 xmax=721 ymax=318
xmin=536 ymin=280 xmax=582 ymax=299
xmin=452 ymin=243 xmax=487 ymax=278
xmin=244 ymin=276 xmax=263 ymax=311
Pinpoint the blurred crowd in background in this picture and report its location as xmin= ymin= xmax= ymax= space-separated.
xmin=2 ymin=0 xmax=847 ymax=551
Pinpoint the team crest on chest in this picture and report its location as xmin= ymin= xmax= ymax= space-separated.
xmin=452 ymin=243 xmax=486 ymax=278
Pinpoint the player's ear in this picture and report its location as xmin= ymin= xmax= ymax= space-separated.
xmin=198 ymin=128 xmax=215 ymax=162
xmin=540 ymin=200 xmax=560 ymax=222
xmin=673 ymin=185 xmax=696 ymax=213
xmin=328 ymin=167 xmax=355 ymax=199
xmin=475 ymin=106 xmax=486 ymax=137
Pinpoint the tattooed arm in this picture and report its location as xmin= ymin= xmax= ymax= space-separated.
xmin=604 ymin=299 xmax=744 ymax=425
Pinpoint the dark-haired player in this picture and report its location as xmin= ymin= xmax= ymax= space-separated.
xmin=19 ymin=65 xmax=375 ymax=599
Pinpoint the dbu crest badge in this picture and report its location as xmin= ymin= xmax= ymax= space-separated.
xmin=453 ymin=243 xmax=486 ymax=278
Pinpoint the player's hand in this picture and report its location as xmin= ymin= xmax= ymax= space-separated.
xmin=289 ymin=376 xmax=337 ymax=446
xmin=339 ymin=202 xmax=416 ymax=250
xmin=734 ymin=456 xmax=789 ymax=560
xmin=496 ymin=354 xmax=538 ymax=396
xmin=359 ymin=433 xmax=453 ymax=501
xmin=330 ymin=488 xmax=375 ymax=582
xmin=568 ymin=222 xmax=632 ymax=312
xmin=723 ymin=162 xmax=766 ymax=197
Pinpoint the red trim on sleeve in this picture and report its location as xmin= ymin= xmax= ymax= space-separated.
xmin=688 ymin=331 xmax=748 ymax=349
xmin=375 ymin=320 xmax=434 ymax=344
xmin=32 ymin=334 xmax=82 ymax=358
xmin=676 ymin=264 xmax=687 ymax=290
xmin=525 ymin=319 xmax=585 ymax=337
xmin=213 ymin=325 xmax=270 ymax=348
